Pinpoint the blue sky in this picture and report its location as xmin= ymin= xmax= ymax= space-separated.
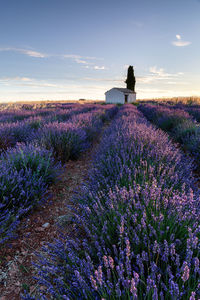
xmin=0 ymin=0 xmax=200 ymax=101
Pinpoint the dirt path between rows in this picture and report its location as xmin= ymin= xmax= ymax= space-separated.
xmin=0 ymin=126 xmax=106 ymax=300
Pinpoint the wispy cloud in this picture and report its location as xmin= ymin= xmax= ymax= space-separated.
xmin=17 ymin=82 xmax=63 ymax=88
xmin=63 ymin=54 xmax=103 ymax=67
xmin=63 ymin=54 xmax=99 ymax=60
xmin=82 ymin=77 xmax=122 ymax=82
xmin=0 ymin=76 xmax=62 ymax=88
xmin=172 ymin=34 xmax=191 ymax=47
xmin=94 ymin=66 xmax=106 ymax=70
xmin=63 ymin=54 xmax=90 ymax=65
xmin=21 ymin=49 xmax=47 ymax=58
xmin=1 ymin=77 xmax=108 ymax=96
xmin=1 ymin=75 xmax=118 ymax=90
xmin=0 ymin=76 xmax=33 ymax=83
xmin=149 ymin=66 xmax=183 ymax=78
xmin=0 ymin=48 xmax=106 ymax=69
xmin=0 ymin=47 xmax=48 ymax=58
xmin=0 ymin=76 xmax=107 ymax=90
xmin=75 ymin=58 xmax=89 ymax=65
xmin=83 ymin=64 xmax=107 ymax=70
xmin=138 ymin=66 xmax=184 ymax=84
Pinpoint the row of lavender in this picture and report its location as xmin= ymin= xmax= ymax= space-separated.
xmin=138 ymin=104 xmax=200 ymax=166
xmin=186 ymin=106 xmax=200 ymax=123
xmin=0 ymin=104 xmax=118 ymax=246
xmin=27 ymin=105 xmax=200 ymax=299
xmin=0 ymin=103 xmax=99 ymax=123
xmin=0 ymin=104 xmax=106 ymax=152
xmin=170 ymin=103 xmax=200 ymax=123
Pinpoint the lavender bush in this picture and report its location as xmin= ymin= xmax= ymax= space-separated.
xmin=38 ymin=122 xmax=89 ymax=163
xmin=28 ymin=105 xmax=199 ymax=299
xmin=0 ymin=143 xmax=60 ymax=245
xmin=185 ymin=106 xmax=200 ymax=122
xmin=45 ymin=104 xmax=100 ymax=123
xmin=38 ymin=107 xmax=118 ymax=163
xmin=25 ymin=116 xmax=44 ymax=130
xmin=104 ymin=105 xmax=119 ymax=120
xmin=139 ymin=104 xmax=200 ymax=166
xmin=0 ymin=110 xmax=35 ymax=123
xmin=0 ymin=208 xmax=20 ymax=245
xmin=0 ymin=121 xmax=39 ymax=152
xmin=70 ymin=111 xmax=103 ymax=140
xmin=138 ymin=104 xmax=191 ymax=131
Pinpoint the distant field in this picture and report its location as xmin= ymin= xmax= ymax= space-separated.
xmin=0 ymin=99 xmax=105 ymax=110
xmin=138 ymin=96 xmax=200 ymax=105
xmin=2 ymin=96 xmax=200 ymax=110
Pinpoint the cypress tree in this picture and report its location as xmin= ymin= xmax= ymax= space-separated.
xmin=125 ymin=65 xmax=136 ymax=92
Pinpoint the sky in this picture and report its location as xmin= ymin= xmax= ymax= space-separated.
xmin=0 ymin=0 xmax=200 ymax=102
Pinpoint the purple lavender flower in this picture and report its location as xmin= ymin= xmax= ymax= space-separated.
xmin=193 ymin=257 xmax=199 ymax=273
xmin=190 ymin=291 xmax=196 ymax=300
xmin=181 ymin=261 xmax=190 ymax=282
xmin=130 ymin=277 xmax=137 ymax=297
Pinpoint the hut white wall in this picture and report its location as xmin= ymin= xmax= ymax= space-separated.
xmin=128 ymin=93 xmax=136 ymax=103
xmin=105 ymin=89 xmax=124 ymax=104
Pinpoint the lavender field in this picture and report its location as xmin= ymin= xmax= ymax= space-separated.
xmin=0 ymin=103 xmax=117 ymax=246
xmin=0 ymin=103 xmax=199 ymax=299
